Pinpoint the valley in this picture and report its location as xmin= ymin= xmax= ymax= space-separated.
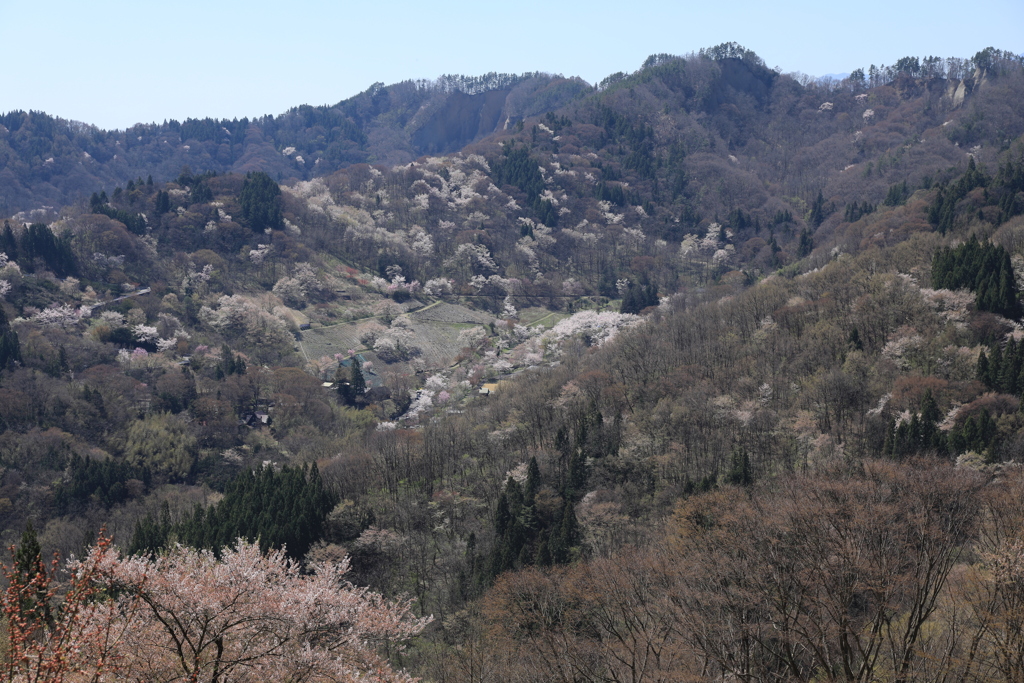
xmin=1 ymin=43 xmax=1024 ymax=681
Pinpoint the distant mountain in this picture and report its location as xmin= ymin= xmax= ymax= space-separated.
xmin=0 ymin=72 xmax=590 ymax=215
xmin=5 ymin=44 xmax=1021 ymax=309
xmin=4 ymin=46 xmax=1021 ymax=224
xmin=4 ymin=45 xmax=1023 ymax=285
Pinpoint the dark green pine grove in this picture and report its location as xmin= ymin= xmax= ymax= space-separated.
xmin=994 ymin=149 xmax=1024 ymax=223
xmin=926 ymin=150 xmax=1024 ymax=234
xmin=807 ymin=189 xmax=834 ymax=228
xmin=488 ymin=456 xmax=581 ymax=578
xmin=129 ymin=463 xmax=336 ymax=559
xmin=619 ymin=279 xmax=659 ymax=314
xmin=884 ymin=320 xmax=1024 ymax=464
xmin=844 ymin=201 xmax=876 ymax=223
xmin=239 ymin=171 xmax=283 ymax=232
xmin=1 ymin=222 xmax=18 ymax=259
xmin=883 ymin=390 xmax=947 ymax=458
xmin=89 ymin=192 xmax=147 ymax=235
xmin=54 ymin=455 xmax=152 ymax=513
xmin=491 ymin=142 xmax=558 ymax=226
xmin=488 ymin=404 xmax=618 ymax=579
xmin=977 ymin=335 xmax=1024 ymax=395
xmin=882 ymin=230 xmax=1024 ymax=462
xmin=883 ymin=180 xmax=911 ymax=207
xmin=17 ymin=223 xmax=77 ymax=277
xmin=214 ymin=343 xmax=246 ymax=380
xmin=931 ymin=235 xmax=1020 ymax=319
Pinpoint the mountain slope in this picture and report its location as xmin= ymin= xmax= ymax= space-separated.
xmin=2 ymin=43 xmax=1024 ymax=682
xmin=0 ymin=73 xmax=589 ymax=215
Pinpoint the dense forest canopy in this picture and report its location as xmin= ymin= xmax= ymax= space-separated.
xmin=2 ymin=42 xmax=1024 ymax=681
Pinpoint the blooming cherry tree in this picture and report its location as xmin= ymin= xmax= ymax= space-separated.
xmin=31 ymin=304 xmax=86 ymax=329
xmin=423 ymin=278 xmax=453 ymax=296
xmin=132 ymin=324 xmax=159 ymax=343
xmin=3 ymin=538 xmax=431 ymax=683
xmin=541 ymin=310 xmax=640 ymax=348
xmin=248 ymin=244 xmax=271 ymax=265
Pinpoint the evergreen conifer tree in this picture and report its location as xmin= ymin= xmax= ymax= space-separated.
xmin=12 ymin=522 xmax=53 ymax=629
xmin=809 ymin=190 xmax=826 ymax=227
xmin=0 ymin=305 xmax=20 ymax=372
xmin=350 ymin=356 xmax=366 ymax=397
xmin=240 ymin=171 xmax=283 ymax=232
xmin=1 ymin=221 xmax=17 ymax=260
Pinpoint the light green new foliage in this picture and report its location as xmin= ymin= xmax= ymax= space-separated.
xmin=123 ymin=413 xmax=197 ymax=481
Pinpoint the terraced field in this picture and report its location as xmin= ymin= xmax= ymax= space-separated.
xmin=408 ymin=302 xmax=495 ymax=324
xmin=518 ymin=307 xmax=569 ymax=329
xmin=298 ymin=325 xmax=365 ymax=361
xmin=298 ymin=301 xmax=495 ymax=373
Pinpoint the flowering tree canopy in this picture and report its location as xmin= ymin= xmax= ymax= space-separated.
xmin=2 ymin=537 xmax=431 ymax=683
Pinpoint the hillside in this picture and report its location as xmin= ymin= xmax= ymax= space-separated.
xmin=0 ymin=73 xmax=590 ymax=216
xmin=2 ymin=43 xmax=1024 ymax=681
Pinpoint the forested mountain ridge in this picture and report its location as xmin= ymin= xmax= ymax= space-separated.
xmin=3 ymin=44 xmax=1019 ymax=223
xmin=3 ymin=43 xmax=1024 ymax=681
xmin=0 ymin=72 xmax=590 ymax=216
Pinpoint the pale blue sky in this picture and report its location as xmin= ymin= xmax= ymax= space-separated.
xmin=2 ymin=0 xmax=1021 ymax=130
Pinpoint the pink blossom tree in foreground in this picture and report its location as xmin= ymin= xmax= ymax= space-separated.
xmin=2 ymin=534 xmax=136 ymax=683
xmin=3 ymin=537 xmax=431 ymax=683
